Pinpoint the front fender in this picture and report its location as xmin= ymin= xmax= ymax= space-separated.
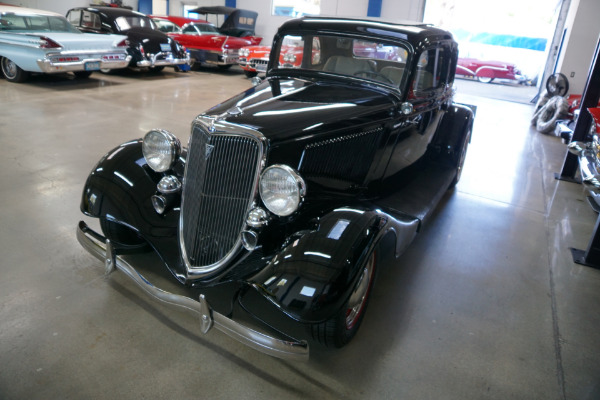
xmin=80 ymin=139 xmax=184 ymax=240
xmin=241 ymin=207 xmax=420 ymax=324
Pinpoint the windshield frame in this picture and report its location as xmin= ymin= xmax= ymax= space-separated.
xmin=268 ymin=31 xmax=412 ymax=94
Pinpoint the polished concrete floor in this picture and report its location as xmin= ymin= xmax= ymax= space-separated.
xmin=0 ymin=67 xmax=599 ymax=400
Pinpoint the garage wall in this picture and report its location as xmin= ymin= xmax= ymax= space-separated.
xmin=0 ymin=0 xmax=139 ymax=14
xmin=233 ymin=0 xmax=425 ymax=46
xmin=555 ymin=0 xmax=600 ymax=95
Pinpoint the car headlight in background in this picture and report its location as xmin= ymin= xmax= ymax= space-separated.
xmin=259 ymin=165 xmax=306 ymax=217
xmin=283 ymin=53 xmax=296 ymax=63
xmin=142 ymin=129 xmax=181 ymax=172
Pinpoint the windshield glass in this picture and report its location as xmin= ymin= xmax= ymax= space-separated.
xmin=115 ymin=16 xmax=154 ymax=31
xmin=273 ymin=33 xmax=409 ymax=89
xmin=0 ymin=13 xmax=81 ymax=33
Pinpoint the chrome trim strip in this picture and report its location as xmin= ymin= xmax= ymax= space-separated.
xmin=178 ymin=116 xmax=268 ymax=280
xmin=76 ymin=221 xmax=309 ymax=361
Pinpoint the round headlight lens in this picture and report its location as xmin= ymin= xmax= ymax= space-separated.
xmin=142 ymin=129 xmax=180 ymax=172
xmin=259 ymin=165 xmax=306 ymax=217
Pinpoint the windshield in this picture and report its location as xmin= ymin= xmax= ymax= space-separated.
xmin=273 ymin=34 xmax=409 ymax=89
xmin=115 ymin=16 xmax=155 ymax=31
xmin=0 ymin=13 xmax=81 ymax=33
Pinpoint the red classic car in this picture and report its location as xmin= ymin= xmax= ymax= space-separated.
xmin=456 ymin=57 xmax=527 ymax=84
xmin=151 ymin=15 xmax=260 ymax=69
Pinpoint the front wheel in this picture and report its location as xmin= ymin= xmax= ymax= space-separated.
xmin=310 ymin=249 xmax=377 ymax=348
xmin=477 ymin=75 xmax=494 ymax=84
xmin=244 ymin=70 xmax=258 ymax=78
xmin=1 ymin=57 xmax=30 ymax=83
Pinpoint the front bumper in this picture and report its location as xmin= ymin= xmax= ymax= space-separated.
xmin=76 ymin=221 xmax=309 ymax=361
xmin=239 ymin=57 xmax=268 ymax=72
xmin=37 ymin=53 xmax=132 ymax=73
xmin=136 ymin=52 xmax=190 ymax=68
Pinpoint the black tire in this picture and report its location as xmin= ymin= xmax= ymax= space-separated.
xmin=546 ymin=72 xmax=569 ymax=97
xmin=217 ymin=64 xmax=233 ymax=71
xmin=74 ymin=70 xmax=93 ymax=79
xmin=149 ymin=66 xmax=165 ymax=73
xmin=536 ymin=96 xmax=569 ymax=133
xmin=244 ymin=70 xmax=258 ymax=78
xmin=100 ymin=218 xmax=148 ymax=251
xmin=1 ymin=57 xmax=30 ymax=83
xmin=310 ymin=249 xmax=377 ymax=348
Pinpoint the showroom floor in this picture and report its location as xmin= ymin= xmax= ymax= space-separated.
xmin=0 ymin=67 xmax=599 ymax=400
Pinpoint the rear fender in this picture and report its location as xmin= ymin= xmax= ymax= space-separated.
xmin=241 ymin=207 xmax=420 ymax=324
xmin=435 ymin=103 xmax=475 ymax=163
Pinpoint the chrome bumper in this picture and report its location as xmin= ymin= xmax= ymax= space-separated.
xmin=37 ymin=54 xmax=131 ymax=73
xmin=136 ymin=52 xmax=190 ymax=68
xmin=76 ymin=221 xmax=309 ymax=361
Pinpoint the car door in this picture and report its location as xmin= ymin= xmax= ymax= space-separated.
xmin=384 ymin=44 xmax=452 ymax=177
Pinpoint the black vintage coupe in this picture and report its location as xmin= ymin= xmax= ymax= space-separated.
xmin=66 ymin=7 xmax=189 ymax=72
xmin=77 ymin=17 xmax=474 ymax=360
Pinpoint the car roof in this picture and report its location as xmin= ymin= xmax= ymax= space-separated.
xmin=279 ymin=17 xmax=453 ymax=45
xmin=71 ymin=6 xmax=149 ymax=19
xmin=0 ymin=5 xmax=62 ymax=17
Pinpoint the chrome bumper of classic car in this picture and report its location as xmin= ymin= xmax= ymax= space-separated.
xmin=36 ymin=53 xmax=131 ymax=73
xmin=76 ymin=221 xmax=309 ymax=361
xmin=137 ymin=52 xmax=190 ymax=68
xmin=568 ymin=141 xmax=600 ymax=191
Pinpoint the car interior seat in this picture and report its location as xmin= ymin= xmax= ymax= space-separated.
xmin=323 ymin=56 xmax=376 ymax=76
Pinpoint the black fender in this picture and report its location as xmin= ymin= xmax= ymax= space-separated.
xmin=436 ymin=103 xmax=475 ymax=164
xmin=240 ymin=206 xmax=420 ymax=325
xmin=80 ymin=140 xmax=187 ymax=277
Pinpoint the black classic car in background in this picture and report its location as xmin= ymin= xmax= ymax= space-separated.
xmin=77 ymin=17 xmax=474 ymax=360
xmin=66 ymin=7 xmax=189 ymax=72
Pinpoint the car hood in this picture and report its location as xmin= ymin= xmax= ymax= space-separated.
xmin=25 ymin=32 xmax=127 ymax=50
xmin=205 ymin=77 xmax=397 ymax=143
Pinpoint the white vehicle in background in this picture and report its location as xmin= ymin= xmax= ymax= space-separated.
xmin=0 ymin=5 xmax=131 ymax=83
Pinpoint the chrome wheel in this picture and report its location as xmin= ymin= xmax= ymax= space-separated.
xmin=345 ymin=252 xmax=375 ymax=330
xmin=1 ymin=57 xmax=29 ymax=83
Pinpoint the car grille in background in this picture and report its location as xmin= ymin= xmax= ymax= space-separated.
xmin=250 ymin=59 xmax=268 ymax=71
xmin=181 ymin=124 xmax=261 ymax=267
xmin=299 ymin=127 xmax=384 ymax=184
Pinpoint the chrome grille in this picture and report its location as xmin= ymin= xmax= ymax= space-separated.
xmin=181 ymin=124 xmax=262 ymax=268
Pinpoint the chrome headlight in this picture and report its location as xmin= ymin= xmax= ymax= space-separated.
xmin=259 ymin=165 xmax=306 ymax=217
xmin=283 ymin=53 xmax=296 ymax=63
xmin=142 ymin=129 xmax=181 ymax=172
xmin=240 ymin=48 xmax=249 ymax=57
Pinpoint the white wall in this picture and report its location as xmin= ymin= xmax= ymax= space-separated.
xmin=235 ymin=0 xmax=425 ymax=46
xmin=555 ymin=0 xmax=600 ymax=95
xmin=1 ymin=0 xmax=138 ymax=15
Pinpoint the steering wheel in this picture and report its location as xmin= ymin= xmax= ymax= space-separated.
xmin=353 ymin=70 xmax=394 ymax=84
xmin=546 ymin=72 xmax=569 ymax=97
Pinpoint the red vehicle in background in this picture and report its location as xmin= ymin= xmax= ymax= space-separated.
xmin=456 ymin=57 xmax=528 ymax=84
xmin=239 ymin=36 xmax=314 ymax=77
xmin=152 ymin=15 xmax=260 ymax=69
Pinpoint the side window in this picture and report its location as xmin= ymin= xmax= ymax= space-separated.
xmin=67 ymin=10 xmax=81 ymax=26
xmin=414 ymin=47 xmax=448 ymax=91
xmin=81 ymin=11 xmax=101 ymax=30
xmin=183 ymin=25 xmax=197 ymax=34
